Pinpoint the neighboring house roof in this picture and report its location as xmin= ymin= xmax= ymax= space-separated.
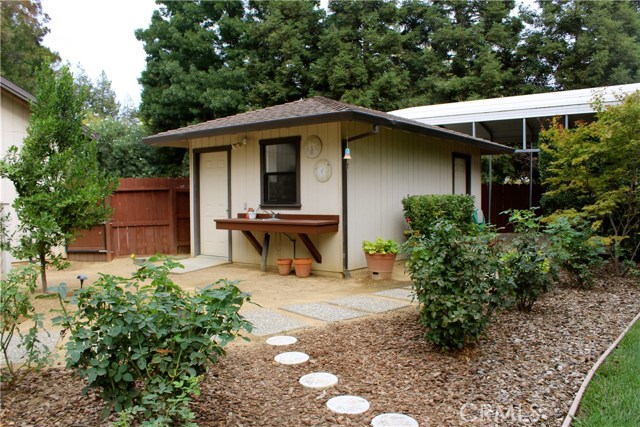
xmin=143 ymin=96 xmax=513 ymax=154
xmin=390 ymin=83 xmax=640 ymax=125
xmin=389 ymin=83 xmax=640 ymax=149
xmin=1 ymin=76 xmax=35 ymax=104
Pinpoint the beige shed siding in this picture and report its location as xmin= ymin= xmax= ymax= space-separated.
xmin=1 ymin=92 xmax=31 ymax=274
xmin=189 ymin=123 xmax=343 ymax=273
xmin=346 ymin=122 xmax=483 ymax=270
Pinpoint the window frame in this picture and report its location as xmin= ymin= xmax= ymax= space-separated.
xmin=259 ymin=136 xmax=301 ymax=209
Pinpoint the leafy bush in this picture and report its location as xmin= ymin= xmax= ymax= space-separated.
xmin=502 ymin=209 xmax=553 ymax=311
xmin=362 ymin=237 xmax=399 ymax=254
xmin=402 ymin=194 xmax=476 ymax=236
xmin=54 ymin=256 xmax=252 ymax=425
xmin=0 ymin=264 xmax=52 ymax=386
xmin=403 ymin=220 xmax=508 ymax=350
xmin=545 ymin=214 xmax=603 ymax=288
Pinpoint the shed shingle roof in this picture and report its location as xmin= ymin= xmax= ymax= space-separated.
xmin=143 ymin=96 xmax=513 ymax=154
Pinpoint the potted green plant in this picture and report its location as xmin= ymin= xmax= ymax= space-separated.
xmin=362 ymin=237 xmax=399 ymax=280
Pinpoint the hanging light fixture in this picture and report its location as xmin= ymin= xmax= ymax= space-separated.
xmin=343 ymin=123 xmax=351 ymax=160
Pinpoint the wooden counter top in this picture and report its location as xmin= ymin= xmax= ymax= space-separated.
xmin=214 ymin=214 xmax=339 ymax=268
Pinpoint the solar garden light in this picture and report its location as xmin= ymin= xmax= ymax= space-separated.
xmin=77 ymin=273 xmax=88 ymax=289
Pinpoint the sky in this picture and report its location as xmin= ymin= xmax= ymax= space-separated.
xmin=41 ymin=0 xmax=158 ymax=107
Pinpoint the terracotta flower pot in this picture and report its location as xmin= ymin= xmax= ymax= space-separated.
xmin=293 ymin=258 xmax=312 ymax=278
xmin=364 ymin=253 xmax=397 ymax=280
xmin=277 ymin=258 xmax=292 ymax=276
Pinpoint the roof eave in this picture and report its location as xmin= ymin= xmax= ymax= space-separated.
xmin=143 ymin=111 xmax=355 ymax=146
xmin=144 ymin=108 xmax=514 ymax=155
xmin=350 ymin=111 xmax=514 ymax=154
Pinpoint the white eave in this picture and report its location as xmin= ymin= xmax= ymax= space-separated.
xmin=390 ymin=83 xmax=640 ymax=125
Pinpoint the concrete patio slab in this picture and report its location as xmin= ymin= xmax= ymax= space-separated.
xmin=242 ymin=309 xmax=308 ymax=336
xmin=373 ymin=288 xmax=415 ymax=302
xmin=330 ymin=295 xmax=409 ymax=313
xmin=282 ymin=303 xmax=366 ymax=322
xmin=170 ymin=256 xmax=229 ymax=274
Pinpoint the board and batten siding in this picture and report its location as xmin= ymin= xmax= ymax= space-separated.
xmin=1 ymin=91 xmax=31 ymax=275
xmin=345 ymin=122 xmax=482 ymax=270
xmin=188 ymin=122 xmax=344 ymax=273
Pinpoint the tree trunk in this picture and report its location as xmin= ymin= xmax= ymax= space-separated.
xmin=39 ymin=251 xmax=48 ymax=293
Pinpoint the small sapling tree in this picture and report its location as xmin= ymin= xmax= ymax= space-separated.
xmin=501 ymin=209 xmax=553 ymax=312
xmin=0 ymin=63 xmax=117 ymax=292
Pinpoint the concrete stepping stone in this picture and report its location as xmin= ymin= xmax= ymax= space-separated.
xmin=299 ymin=372 xmax=338 ymax=389
xmin=243 ymin=309 xmax=308 ymax=336
xmin=266 ymin=335 xmax=297 ymax=346
xmin=1 ymin=330 xmax=60 ymax=365
xmin=330 ymin=295 xmax=409 ymax=313
xmin=274 ymin=351 xmax=309 ymax=365
xmin=282 ymin=302 xmax=365 ymax=322
xmin=371 ymin=413 xmax=419 ymax=427
xmin=327 ymin=395 xmax=370 ymax=414
xmin=373 ymin=288 xmax=415 ymax=302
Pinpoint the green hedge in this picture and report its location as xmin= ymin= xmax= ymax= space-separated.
xmin=402 ymin=194 xmax=476 ymax=236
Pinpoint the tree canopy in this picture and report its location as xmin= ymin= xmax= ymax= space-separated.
xmin=0 ymin=0 xmax=59 ymax=92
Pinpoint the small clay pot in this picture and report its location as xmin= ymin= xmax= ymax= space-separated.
xmin=293 ymin=258 xmax=312 ymax=278
xmin=276 ymin=258 xmax=292 ymax=275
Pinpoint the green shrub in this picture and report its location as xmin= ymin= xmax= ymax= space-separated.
xmin=54 ymin=256 xmax=252 ymax=425
xmin=502 ymin=209 xmax=553 ymax=311
xmin=362 ymin=237 xmax=399 ymax=254
xmin=403 ymin=220 xmax=508 ymax=350
xmin=545 ymin=214 xmax=603 ymax=288
xmin=402 ymin=194 xmax=476 ymax=236
xmin=0 ymin=264 xmax=53 ymax=386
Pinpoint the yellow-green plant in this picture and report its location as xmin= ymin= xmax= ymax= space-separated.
xmin=540 ymin=91 xmax=640 ymax=275
xmin=362 ymin=237 xmax=399 ymax=254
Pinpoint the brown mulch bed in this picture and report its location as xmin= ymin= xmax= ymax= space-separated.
xmin=1 ymin=276 xmax=639 ymax=427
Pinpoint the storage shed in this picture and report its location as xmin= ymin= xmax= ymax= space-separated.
xmin=144 ymin=97 xmax=513 ymax=276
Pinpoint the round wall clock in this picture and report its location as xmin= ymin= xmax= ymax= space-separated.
xmin=314 ymin=159 xmax=332 ymax=183
xmin=304 ymin=135 xmax=322 ymax=159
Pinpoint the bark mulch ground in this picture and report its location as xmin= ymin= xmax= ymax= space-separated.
xmin=1 ymin=276 xmax=638 ymax=427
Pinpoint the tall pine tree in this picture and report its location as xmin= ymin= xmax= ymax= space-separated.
xmin=312 ymin=0 xmax=410 ymax=111
xmin=528 ymin=0 xmax=640 ymax=89
xmin=0 ymin=0 xmax=59 ymax=92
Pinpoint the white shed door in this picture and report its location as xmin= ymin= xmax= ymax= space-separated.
xmin=199 ymin=151 xmax=228 ymax=257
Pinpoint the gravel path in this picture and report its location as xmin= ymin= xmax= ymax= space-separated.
xmin=1 ymin=276 xmax=638 ymax=427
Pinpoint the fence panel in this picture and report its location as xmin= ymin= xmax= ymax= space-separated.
xmin=68 ymin=178 xmax=190 ymax=261
xmin=481 ymin=183 xmax=542 ymax=231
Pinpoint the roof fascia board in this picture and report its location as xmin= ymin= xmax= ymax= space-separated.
xmin=1 ymin=77 xmax=35 ymax=104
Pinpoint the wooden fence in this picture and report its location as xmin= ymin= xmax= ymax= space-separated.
xmin=67 ymin=178 xmax=190 ymax=261
xmin=481 ymin=183 xmax=542 ymax=231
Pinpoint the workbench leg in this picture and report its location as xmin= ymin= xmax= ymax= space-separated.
xmin=261 ymin=232 xmax=270 ymax=272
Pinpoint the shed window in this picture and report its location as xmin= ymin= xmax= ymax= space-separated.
xmin=260 ymin=136 xmax=301 ymax=208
